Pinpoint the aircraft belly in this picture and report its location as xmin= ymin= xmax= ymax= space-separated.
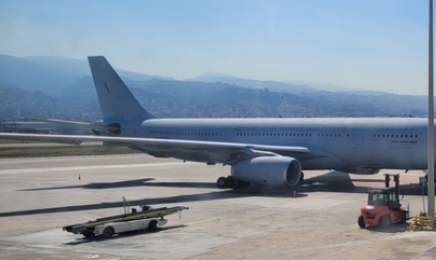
xmin=300 ymin=155 xmax=349 ymax=170
xmin=158 ymin=151 xmax=215 ymax=163
xmin=388 ymin=144 xmax=422 ymax=169
xmin=331 ymin=133 xmax=399 ymax=168
xmin=366 ymin=145 xmax=391 ymax=168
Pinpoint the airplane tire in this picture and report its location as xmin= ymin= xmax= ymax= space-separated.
xmin=227 ymin=177 xmax=243 ymax=189
xmin=217 ymin=177 xmax=228 ymax=189
xmin=102 ymin=227 xmax=114 ymax=238
xmin=230 ymin=180 xmax=241 ymax=189
xmin=358 ymin=215 xmax=365 ymax=229
xmin=148 ymin=220 xmax=158 ymax=232
xmin=300 ymin=172 xmax=304 ymax=182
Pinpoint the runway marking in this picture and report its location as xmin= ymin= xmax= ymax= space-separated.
xmin=0 ymin=162 xmax=199 ymax=175
xmin=283 ymin=231 xmax=433 ymax=253
xmin=187 ymin=218 xmax=219 ymax=225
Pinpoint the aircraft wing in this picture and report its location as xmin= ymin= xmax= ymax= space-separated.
xmin=30 ymin=118 xmax=118 ymax=132
xmin=0 ymin=133 xmax=310 ymax=162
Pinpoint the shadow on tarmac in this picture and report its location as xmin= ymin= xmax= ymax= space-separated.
xmin=63 ymin=224 xmax=187 ymax=246
xmin=0 ymin=188 xmax=295 ymax=218
xmin=19 ymin=178 xmax=217 ymax=191
xmin=363 ymin=224 xmax=409 ymax=234
xmin=1 ymin=171 xmax=424 ymax=218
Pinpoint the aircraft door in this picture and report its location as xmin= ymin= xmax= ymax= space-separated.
xmin=218 ymin=127 xmax=228 ymax=142
xmin=351 ymin=126 xmax=365 ymax=146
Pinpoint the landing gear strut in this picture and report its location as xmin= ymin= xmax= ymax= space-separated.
xmin=300 ymin=172 xmax=304 ymax=182
xmin=216 ymin=176 xmax=250 ymax=189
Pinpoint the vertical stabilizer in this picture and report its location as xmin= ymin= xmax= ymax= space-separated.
xmin=88 ymin=56 xmax=155 ymax=121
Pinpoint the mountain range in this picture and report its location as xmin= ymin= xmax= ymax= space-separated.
xmin=0 ymin=54 xmax=431 ymax=123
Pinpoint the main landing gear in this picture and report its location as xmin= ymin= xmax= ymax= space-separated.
xmin=216 ymin=176 xmax=251 ymax=189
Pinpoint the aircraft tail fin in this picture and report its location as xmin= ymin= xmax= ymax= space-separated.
xmin=88 ymin=56 xmax=155 ymax=121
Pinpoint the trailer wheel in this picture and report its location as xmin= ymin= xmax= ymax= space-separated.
xmin=103 ymin=227 xmax=114 ymax=238
xmin=148 ymin=220 xmax=158 ymax=232
xmin=358 ymin=215 xmax=365 ymax=229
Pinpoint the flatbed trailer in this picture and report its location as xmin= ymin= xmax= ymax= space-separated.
xmin=63 ymin=206 xmax=189 ymax=238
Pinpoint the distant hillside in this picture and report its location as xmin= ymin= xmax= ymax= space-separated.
xmin=1 ymin=76 xmax=429 ymax=122
xmin=0 ymin=54 xmax=432 ymax=123
xmin=0 ymin=82 xmax=100 ymax=122
xmin=0 ymin=54 xmax=171 ymax=95
xmin=191 ymin=73 xmax=315 ymax=94
xmin=287 ymin=80 xmax=356 ymax=92
xmin=23 ymin=56 xmax=173 ymax=82
xmin=0 ymin=54 xmax=78 ymax=94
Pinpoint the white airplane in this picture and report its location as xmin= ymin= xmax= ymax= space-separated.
xmin=0 ymin=56 xmax=434 ymax=189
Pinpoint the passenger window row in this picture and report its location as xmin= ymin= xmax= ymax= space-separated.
xmin=236 ymin=132 xmax=313 ymax=137
xmin=373 ymin=134 xmax=418 ymax=138
xmin=235 ymin=132 xmax=346 ymax=137
xmin=150 ymin=130 xmax=419 ymax=139
xmin=150 ymin=131 xmax=218 ymax=136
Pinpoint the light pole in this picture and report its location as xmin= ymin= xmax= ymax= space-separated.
xmin=428 ymin=0 xmax=435 ymax=217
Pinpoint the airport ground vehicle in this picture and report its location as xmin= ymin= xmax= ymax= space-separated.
xmin=358 ymin=174 xmax=409 ymax=228
xmin=93 ymin=217 xmax=168 ymax=238
xmin=63 ymin=204 xmax=189 ymax=238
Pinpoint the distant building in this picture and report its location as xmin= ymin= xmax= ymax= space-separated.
xmin=0 ymin=121 xmax=90 ymax=134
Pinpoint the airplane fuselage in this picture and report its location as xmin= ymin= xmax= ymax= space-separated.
xmin=3 ymin=56 xmax=433 ymax=188
xmin=114 ymin=117 xmax=434 ymax=172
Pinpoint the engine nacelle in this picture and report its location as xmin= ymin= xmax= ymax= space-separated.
xmin=231 ymin=156 xmax=302 ymax=187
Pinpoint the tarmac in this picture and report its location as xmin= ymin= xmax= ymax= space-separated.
xmin=0 ymin=154 xmax=436 ymax=260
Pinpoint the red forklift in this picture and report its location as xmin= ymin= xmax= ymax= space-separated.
xmin=358 ymin=174 xmax=409 ymax=228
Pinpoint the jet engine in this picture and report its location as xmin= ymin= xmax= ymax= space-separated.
xmin=230 ymin=156 xmax=302 ymax=187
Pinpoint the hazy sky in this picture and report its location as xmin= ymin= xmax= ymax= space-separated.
xmin=0 ymin=0 xmax=430 ymax=95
